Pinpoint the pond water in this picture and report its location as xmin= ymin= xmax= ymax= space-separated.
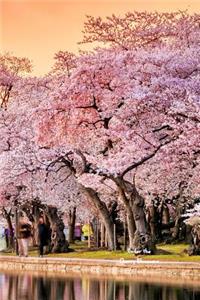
xmin=0 ymin=271 xmax=200 ymax=300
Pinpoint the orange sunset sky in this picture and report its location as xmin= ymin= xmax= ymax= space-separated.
xmin=0 ymin=0 xmax=200 ymax=75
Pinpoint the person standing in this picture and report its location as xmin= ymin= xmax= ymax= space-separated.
xmin=38 ymin=217 xmax=48 ymax=257
xmin=18 ymin=217 xmax=32 ymax=257
xmin=0 ymin=226 xmax=6 ymax=251
xmin=82 ymin=223 xmax=93 ymax=241
xmin=4 ymin=228 xmax=9 ymax=248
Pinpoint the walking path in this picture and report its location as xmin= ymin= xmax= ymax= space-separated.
xmin=1 ymin=255 xmax=200 ymax=282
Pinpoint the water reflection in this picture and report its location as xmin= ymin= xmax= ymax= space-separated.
xmin=0 ymin=272 xmax=200 ymax=300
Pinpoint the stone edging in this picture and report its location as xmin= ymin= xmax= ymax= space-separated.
xmin=1 ymin=256 xmax=200 ymax=282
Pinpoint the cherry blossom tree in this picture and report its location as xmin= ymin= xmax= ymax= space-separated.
xmin=0 ymin=53 xmax=32 ymax=108
xmin=0 ymin=66 xmax=92 ymax=250
xmin=0 ymin=12 xmax=200 ymax=254
xmin=81 ymin=11 xmax=200 ymax=50
xmin=35 ymin=11 xmax=200 ymax=253
xmin=51 ymin=51 xmax=77 ymax=77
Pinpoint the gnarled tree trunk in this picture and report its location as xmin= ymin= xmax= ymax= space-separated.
xmin=84 ymin=187 xmax=115 ymax=250
xmin=2 ymin=207 xmax=14 ymax=250
xmin=114 ymin=177 xmax=154 ymax=254
xmin=68 ymin=206 xmax=76 ymax=243
xmin=31 ymin=201 xmax=42 ymax=246
xmin=45 ymin=206 xmax=69 ymax=253
xmin=188 ymin=224 xmax=200 ymax=255
xmin=131 ymin=187 xmax=153 ymax=254
xmin=115 ymin=178 xmax=136 ymax=250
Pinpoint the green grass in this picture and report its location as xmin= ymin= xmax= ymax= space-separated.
xmin=1 ymin=242 xmax=200 ymax=262
xmin=151 ymin=243 xmax=200 ymax=262
xmin=48 ymin=250 xmax=133 ymax=260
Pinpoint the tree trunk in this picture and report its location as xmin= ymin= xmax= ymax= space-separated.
xmin=100 ymin=222 xmax=105 ymax=248
xmin=188 ymin=224 xmax=200 ymax=255
xmin=92 ymin=217 xmax=100 ymax=248
xmin=147 ymin=205 xmax=157 ymax=242
xmin=123 ymin=219 xmax=127 ymax=251
xmin=172 ymin=182 xmax=188 ymax=242
xmin=147 ymin=203 xmax=162 ymax=243
xmin=162 ymin=204 xmax=170 ymax=224
xmin=84 ymin=187 xmax=115 ymax=250
xmin=45 ymin=206 xmax=68 ymax=253
xmin=131 ymin=186 xmax=154 ymax=254
xmin=114 ymin=177 xmax=154 ymax=253
xmin=114 ymin=178 xmax=136 ymax=250
xmin=126 ymin=206 xmax=136 ymax=250
xmin=31 ymin=202 xmax=41 ymax=246
xmin=2 ymin=207 xmax=14 ymax=250
xmin=68 ymin=207 xmax=76 ymax=243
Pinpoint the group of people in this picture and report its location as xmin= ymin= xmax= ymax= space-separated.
xmin=18 ymin=216 xmax=48 ymax=257
xmin=2 ymin=217 xmax=93 ymax=257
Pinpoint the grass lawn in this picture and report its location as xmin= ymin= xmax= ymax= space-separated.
xmin=1 ymin=242 xmax=200 ymax=262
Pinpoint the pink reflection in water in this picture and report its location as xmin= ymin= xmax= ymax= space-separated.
xmin=0 ymin=272 xmax=200 ymax=300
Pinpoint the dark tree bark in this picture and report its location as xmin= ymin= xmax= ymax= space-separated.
xmin=131 ymin=186 xmax=154 ymax=254
xmin=188 ymin=224 xmax=200 ymax=255
xmin=2 ymin=207 xmax=14 ymax=249
xmin=31 ymin=201 xmax=42 ymax=246
xmin=24 ymin=200 xmax=43 ymax=246
xmin=100 ymin=221 xmax=105 ymax=248
xmin=114 ymin=177 xmax=153 ymax=253
xmin=114 ymin=178 xmax=136 ymax=250
xmin=45 ymin=206 xmax=68 ymax=253
xmin=20 ymin=199 xmax=46 ymax=247
xmin=126 ymin=210 xmax=136 ymax=249
xmin=91 ymin=217 xmax=100 ymax=248
xmin=172 ymin=181 xmax=188 ymax=242
xmin=172 ymin=200 xmax=186 ymax=241
xmin=84 ymin=187 xmax=115 ymax=250
xmin=67 ymin=206 xmax=76 ymax=243
xmin=147 ymin=200 xmax=164 ymax=243
xmin=108 ymin=200 xmax=123 ymax=250
xmin=147 ymin=204 xmax=158 ymax=242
